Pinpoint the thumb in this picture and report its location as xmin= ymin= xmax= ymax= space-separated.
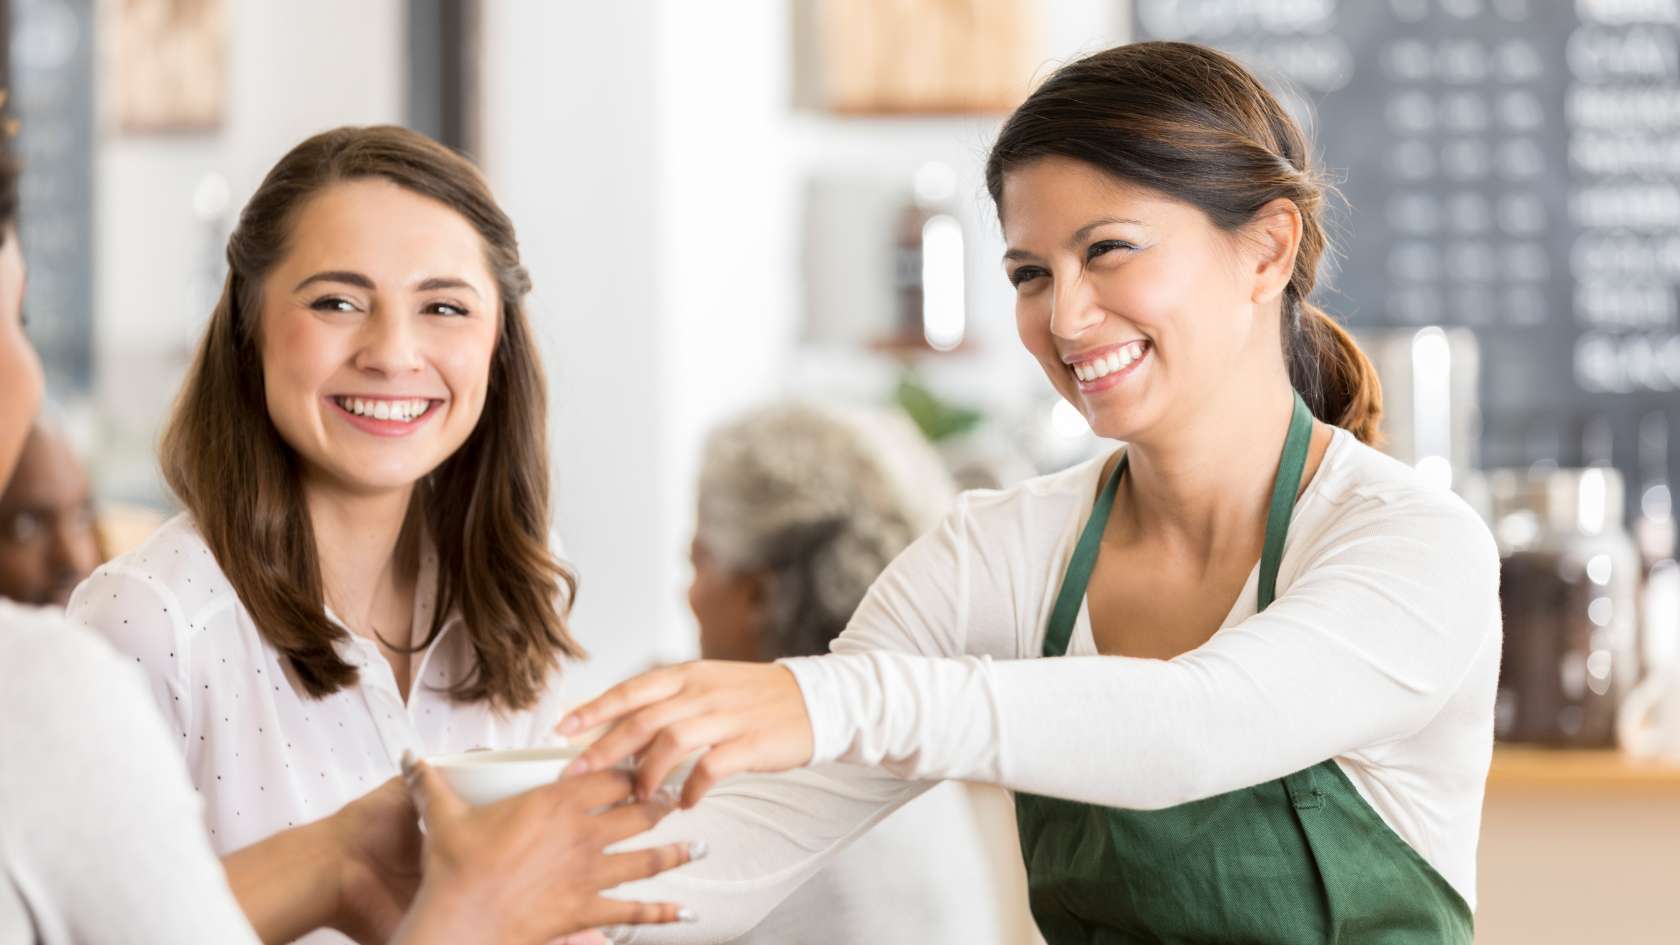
xmin=400 ymin=750 xmax=467 ymax=831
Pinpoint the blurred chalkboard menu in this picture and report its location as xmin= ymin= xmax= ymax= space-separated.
xmin=1134 ymin=0 xmax=1679 ymax=518
xmin=9 ymin=0 xmax=94 ymax=394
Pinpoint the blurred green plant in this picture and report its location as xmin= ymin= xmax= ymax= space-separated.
xmin=894 ymin=371 xmax=983 ymax=443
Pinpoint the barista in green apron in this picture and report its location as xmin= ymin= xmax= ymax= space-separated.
xmin=1013 ymin=393 xmax=1472 ymax=945
xmin=557 ymin=42 xmax=1499 ymax=945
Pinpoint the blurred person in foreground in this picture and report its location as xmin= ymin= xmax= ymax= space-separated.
xmin=0 ymin=420 xmax=103 ymax=608
xmin=687 ymin=402 xmax=1006 ymax=945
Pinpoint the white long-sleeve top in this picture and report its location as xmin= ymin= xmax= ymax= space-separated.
xmin=725 ymin=782 xmax=1005 ymax=945
xmin=609 ymin=429 xmax=1501 ymax=943
xmin=0 ymin=601 xmax=260 ymax=944
xmin=66 ymin=515 xmax=578 ymax=945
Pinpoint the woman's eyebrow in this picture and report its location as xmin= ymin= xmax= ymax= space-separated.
xmin=1005 ymin=216 xmax=1146 ymax=262
xmin=293 ymin=270 xmax=375 ymax=292
xmin=1070 ymin=217 xmax=1144 ymax=244
xmin=416 ymin=276 xmax=480 ymax=298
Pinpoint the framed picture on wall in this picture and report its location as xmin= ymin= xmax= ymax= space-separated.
xmin=108 ymin=0 xmax=225 ymax=133
xmin=800 ymin=0 xmax=1039 ymax=114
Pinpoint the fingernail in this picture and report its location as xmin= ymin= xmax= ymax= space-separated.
xmin=557 ymin=715 xmax=581 ymax=735
xmin=677 ymin=907 xmax=699 ymax=924
xmin=400 ymin=750 xmax=418 ymax=779
xmin=687 ymin=840 xmax=709 ymax=861
xmin=563 ymin=758 xmax=591 ymax=778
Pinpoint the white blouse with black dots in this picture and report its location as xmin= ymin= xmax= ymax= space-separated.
xmin=66 ymin=515 xmax=577 ymax=944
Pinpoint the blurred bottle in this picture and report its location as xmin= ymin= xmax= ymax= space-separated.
xmin=1490 ymin=467 xmax=1641 ymax=748
xmin=1633 ymin=412 xmax=1679 ymax=675
xmin=1352 ymin=326 xmax=1480 ymax=491
xmin=1619 ymin=412 xmax=1680 ymax=759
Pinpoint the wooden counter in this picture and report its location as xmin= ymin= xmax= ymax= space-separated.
xmin=1487 ymin=746 xmax=1680 ymax=791
xmin=1478 ymin=746 xmax=1680 ymax=944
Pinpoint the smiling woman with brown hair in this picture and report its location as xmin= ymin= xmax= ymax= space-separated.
xmin=0 ymin=123 xmax=697 ymax=944
xmin=556 ymin=42 xmax=1500 ymax=945
xmin=66 ymin=127 xmax=589 ymax=934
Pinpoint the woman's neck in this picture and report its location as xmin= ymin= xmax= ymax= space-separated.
xmin=304 ymin=478 xmax=419 ymax=638
xmin=1116 ymin=367 xmax=1306 ymax=562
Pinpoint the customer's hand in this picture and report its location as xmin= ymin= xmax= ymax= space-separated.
xmin=325 ymin=777 xmax=423 ymax=943
xmin=393 ymin=752 xmax=698 ymax=945
xmin=557 ymin=661 xmax=814 ymax=808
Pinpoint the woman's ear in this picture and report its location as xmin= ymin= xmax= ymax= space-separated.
xmin=1246 ymin=197 xmax=1303 ymax=306
xmin=740 ymin=569 xmax=769 ymax=616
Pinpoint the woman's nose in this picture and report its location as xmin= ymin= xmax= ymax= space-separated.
xmin=354 ymin=309 xmax=425 ymax=376
xmin=1049 ymin=273 xmax=1105 ymax=340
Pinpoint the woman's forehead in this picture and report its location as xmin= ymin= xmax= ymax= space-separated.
xmin=1000 ymin=161 xmax=1189 ymax=244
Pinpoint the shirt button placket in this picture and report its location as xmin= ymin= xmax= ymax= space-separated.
xmin=355 ymin=645 xmax=422 ymax=768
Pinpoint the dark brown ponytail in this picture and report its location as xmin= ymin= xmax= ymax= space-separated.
xmin=1291 ymin=302 xmax=1384 ymax=445
xmin=985 ymin=41 xmax=1383 ymax=445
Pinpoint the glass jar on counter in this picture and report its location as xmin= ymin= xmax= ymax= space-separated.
xmin=1488 ymin=468 xmax=1642 ymax=747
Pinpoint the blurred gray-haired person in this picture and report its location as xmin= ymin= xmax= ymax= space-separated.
xmin=686 ymin=402 xmax=1010 ymax=945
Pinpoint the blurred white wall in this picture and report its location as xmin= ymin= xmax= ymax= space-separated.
xmin=477 ymin=0 xmax=681 ymax=696
xmin=94 ymin=0 xmax=406 ymax=500
xmin=480 ymin=0 xmax=1125 ymax=699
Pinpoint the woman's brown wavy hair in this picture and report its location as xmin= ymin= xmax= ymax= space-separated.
xmin=161 ymin=125 xmax=581 ymax=709
xmin=985 ymin=42 xmax=1383 ymax=444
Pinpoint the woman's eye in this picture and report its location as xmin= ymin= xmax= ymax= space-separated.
xmin=1009 ymin=266 xmax=1047 ymax=288
xmin=1087 ymin=240 xmax=1135 ymax=261
xmin=309 ymin=296 xmax=357 ymax=313
xmin=425 ymin=301 xmax=469 ymax=317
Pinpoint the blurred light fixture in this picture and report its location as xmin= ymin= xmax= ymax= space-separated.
xmin=921 ymin=214 xmax=964 ymax=351
xmin=1411 ymin=327 xmax=1454 ymax=488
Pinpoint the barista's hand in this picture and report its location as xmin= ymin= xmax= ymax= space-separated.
xmin=394 ymin=754 xmax=699 ymax=945
xmin=558 ymin=661 xmax=814 ymax=808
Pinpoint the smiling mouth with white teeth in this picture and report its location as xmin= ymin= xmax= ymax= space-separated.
xmin=1069 ymin=340 xmax=1150 ymax=384
xmin=330 ymin=396 xmax=438 ymax=423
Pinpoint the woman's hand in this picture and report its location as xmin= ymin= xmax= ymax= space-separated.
xmin=393 ymin=751 xmax=698 ymax=945
xmin=557 ymin=661 xmax=815 ymax=808
xmin=326 ymin=776 xmax=423 ymax=942
xmin=221 ymin=777 xmax=423 ymax=945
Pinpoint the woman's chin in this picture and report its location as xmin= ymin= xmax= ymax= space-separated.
xmin=1081 ymin=399 xmax=1156 ymax=443
xmin=308 ymin=459 xmax=430 ymax=497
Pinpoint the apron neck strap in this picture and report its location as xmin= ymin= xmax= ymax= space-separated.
xmin=1041 ymin=392 xmax=1316 ymax=658
xmin=1258 ymin=392 xmax=1315 ymax=610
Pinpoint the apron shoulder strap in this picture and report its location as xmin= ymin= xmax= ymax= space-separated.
xmin=1257 ymin=394 xmax=1315 ymax=610
xmin=1042 ymin=453 xmax=1126 ymax=658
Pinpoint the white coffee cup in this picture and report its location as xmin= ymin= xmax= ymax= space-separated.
xmin=428 ymin=745 xmax=697 ymax=806
xmin=428 ymin=746 xmax=584 ymax=806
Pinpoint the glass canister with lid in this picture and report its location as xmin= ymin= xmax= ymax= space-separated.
xmin=1488 ymin=467 xmax=1642 ymax=747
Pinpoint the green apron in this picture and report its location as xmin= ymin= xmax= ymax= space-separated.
xmin=1013 ymin=393 xmax=1473 ymax=945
